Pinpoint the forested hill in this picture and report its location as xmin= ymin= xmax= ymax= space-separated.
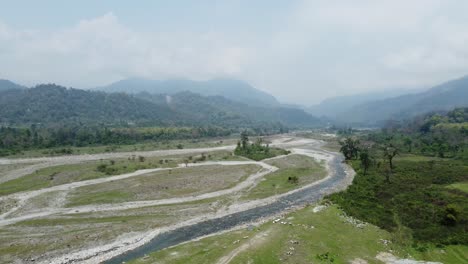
xmin=96 ymin=78 xmax=280 ymax=107
xmin=137 ymin=91 xmax=321 ymax=127
xmin=0 ymin=79 xmax=26 ymax=91
xmin=0 ymin=84 xmax=181 ymax=126
xmin=0 ymin=84 xmax=321 ymax=128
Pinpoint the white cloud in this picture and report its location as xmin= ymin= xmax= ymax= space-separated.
xmin=0 ymin=13 xmax=249 ymax=88
xmin=2 ymin=1 xmax=468 ymax=105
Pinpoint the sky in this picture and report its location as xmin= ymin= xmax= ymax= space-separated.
xmin=1 ymin=0 xmax=468 ymax=105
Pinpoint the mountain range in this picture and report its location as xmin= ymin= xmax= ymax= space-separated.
xmin=1 ymin=74 xmax=467 ymax=128
xmin=95 ymin=78 xmax=280 ymax=107
xmin=307 ymin=88 xmax=425 ymax=118
xmin=308 ymin=75 xmax=468 ymax=126
xmin=0 ymin=82 xmax=320 ymax=128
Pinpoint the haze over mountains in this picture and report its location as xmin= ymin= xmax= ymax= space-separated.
xmin=96 ymin=78 xmax=280 ymax=107
xmin=340 ymin=76 xmax=468 ymax=125
xmin=307 ymin=87 xmax=425 ymax=118
xmin=1 ymin=74 xmax=467 ymax=128
xmin=308 ymin=75 xmax=468 ymax=126
xmin=0 ymin=80 xmax=320 ymax=128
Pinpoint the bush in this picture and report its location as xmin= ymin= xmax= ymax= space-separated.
xmin=329 ymin=159 xmax=468 ymax=245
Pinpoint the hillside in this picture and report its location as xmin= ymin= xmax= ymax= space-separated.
xmin=136 ymin=91 xmax=321 ymax=127
xmin=96 ymin=78 xmax=280 ymax=107
xmin=0 ymin=84 xmax=320 ymax=128
xmin=0 ymin=84 xmax=181 ymax=126
xmin=307 ymin=88 xmax=423 ymax=118
xmin=335 ymin=75 xmax=468 ymax=126
xmin=0 ymin=79 xmax=26 ymax=91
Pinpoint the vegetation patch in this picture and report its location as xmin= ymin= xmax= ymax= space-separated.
xmin=330 ymin=159 xmax=468 ymax=245
xmin=243 ymin=154 xmax=326 ymax=199
xmin=0 ymin=151 xmax=237 ymax=196
xmin=129 ymin=204 xmax=462 ymax=264
xmin=65 ymin=164 xmax=260 ymax=206
xmin=128 ymin=205 xmax=466 ymax=264
xmin=446 ymin=182 xmax=468 ymax=193
xmin=234 ymin=132 xmax=290 ymax=161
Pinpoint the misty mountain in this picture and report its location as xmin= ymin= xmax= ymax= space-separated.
xmin=136 ymin=91 xmax=320 ymax=127
xmin=0 ymin=84 xmax=320 ymax=128
xmin=0 ymin=84 xmax=182 ymax=126
xmin=307 ymin=88 xmax=424 ymax=118
xmin=335 ymin=75 xmax=468 ymax=126
xmin=95 ymin=78 xmax=280 ymax=107
xmin=0 ymin=79 xmax=26 ymax=91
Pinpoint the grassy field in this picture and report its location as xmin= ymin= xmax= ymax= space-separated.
xmin=0 ymin=163 xmax=36 ymax=175
xmin=330 ymin=157 xmax=468 ymax=246
xmin=0 ymin=150 xmax=239 ymax=196
xmin=242 ymin=154 xmax=326 ymax=200
xmin=65 ymin=164 xmax=260 ymax=207
xmin=4 ymin=137 xmax=238 ymax=158
xmin=127 ymin=204 xmax=467 ymax=264
xmin=446 ymin=182 xmax=468 ymax=193
xmin=129 ymin=206 xmax=468 ymax=264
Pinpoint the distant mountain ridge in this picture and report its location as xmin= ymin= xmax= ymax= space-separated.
xmin=307 ymin=88 xmax=424 ymax=118
xmin=95 ymin=78 xmax=280 ymax=107
xmin=134 ymin=91 xmax=320 ymax=127
xmin=0 ymin=79 xmax=26 ymax=91
xmin=335 ymin=75 xmax=468 ymax=126
xmin=0 ymin=83 xmax=321 ymax=128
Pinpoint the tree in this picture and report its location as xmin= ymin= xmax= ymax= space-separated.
xmin=339 ymin=137 xmax=360 ymax=160
xmin=383 ymin=144 xmax=398 ymax=171
xmin=403 ymin=137 xmax=412 ymax=152
xmin=359 ymin=151 xmax=372 ymax=175
xmin=240 ymin=131 xmax=249 ymax=149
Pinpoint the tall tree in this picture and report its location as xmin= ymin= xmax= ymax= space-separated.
xmin=340 ymin=137 xmax=360 ymax=160
xmin=359 ymin=151 xmax=372 ymax=175
xmin=383 ymin=144 xmax=398 ymax=171
xmin=240 ymin=131 xmax=249 ymax=149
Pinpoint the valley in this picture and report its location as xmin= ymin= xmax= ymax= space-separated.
xmin=0 ymin=135 xmax=347 ymax=263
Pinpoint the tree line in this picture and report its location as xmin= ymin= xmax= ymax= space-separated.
xmin=0 ymin=125 xmax=232 ymax=156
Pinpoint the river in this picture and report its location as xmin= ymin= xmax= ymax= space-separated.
xmin=104 ymin=145 xmax=348 ymax=264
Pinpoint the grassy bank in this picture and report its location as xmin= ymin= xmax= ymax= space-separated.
xmin=0 ymin=151 xmax=238 ymax=196
xmin=128 ymin=204 xmax=467 ymax=263
xmin=329 ymin=157 xmax=468 ymax=246
xmin=242 ymin=154 xmax=326 ymax=200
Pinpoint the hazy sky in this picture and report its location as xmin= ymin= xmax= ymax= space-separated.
xmin=1 ymin=0 xmax=468 ymax=104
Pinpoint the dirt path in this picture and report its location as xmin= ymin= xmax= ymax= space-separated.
xmin=0 ymin=137 xmax=305 ymax=184
xmin=216 ymin=231 xmax=270 ymax=264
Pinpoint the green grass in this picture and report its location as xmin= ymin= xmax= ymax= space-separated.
xmin=129 ymin=205 xmax=467 ymax=264
xmin=5 ymin=137 xmax=238 ymax=158
xmin=407 ymin=244 xmax=468 ymax=264
xmin=65 ymin=164 xmax=260 ymax=207
xmin=0 ymin=150 xmax=238 ymax=196
xmin=395 ymin=153 xmax=449 ymax=162
xmin=329 ymin=158 xmax=468 ymax=245
xmin=243 ymin=155 xmax=326 ymax=200
xmin=128 ymin=204 xmax=447 ymax=264
xmin=446 ymin=182 xmax=468 ymax=193
xmin=235 ymin=146 xmax=290 ymax=161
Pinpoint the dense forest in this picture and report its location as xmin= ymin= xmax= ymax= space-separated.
xmin=0 ymin=84 xmax=321 ymax=128
xmin=330 ymin=108 xmax=468 ymax=248
xmin=370 ymin=107 xmax=468 ymax=159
